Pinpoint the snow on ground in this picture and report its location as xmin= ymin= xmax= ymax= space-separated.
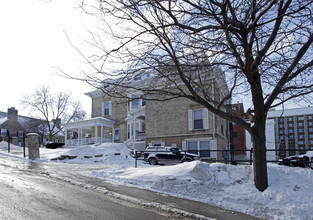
xmin=0 ymin=141 xmax=312 ymax=220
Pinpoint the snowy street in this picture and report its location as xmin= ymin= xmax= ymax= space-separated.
xmin=0 ymin=155 xmax=182 ymax=220
xmin=0 ymin=153 xmax=257 ymax=220
xmin=0 ymin=142 xmax=312 ymax=220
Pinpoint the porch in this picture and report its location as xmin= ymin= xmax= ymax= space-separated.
xmin=62 ymin=117 xmax=115 ymax=146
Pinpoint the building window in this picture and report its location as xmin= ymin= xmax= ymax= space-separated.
xmin=128 ymin=94 xmax=145 ymax=111
xmin=298 ymin=135 xmax=304 ymax=139
xmin=18 ymin=131 xmax=24 ymax=138
xmin=278 ymin=117 xmax=284 ymax=122
xmin=308 ymin=122 xmax=313 ymax=126
xmin=289 ymin=135 xmax=294 ymax=139
xmin=188 ymin=108 xmax=209 ymax=130
xmin=307 ymin=115 xmax=313 ymax=120
xmin=279 ymin=130 xmax=284 ymax=134
xmin=297 ymin=122 xmax=303 ymax=127
xmin=287 ymin=117 xmax=293 ymax=121
xmin=187 ymin=140 xmax=210 ymax=157
xmin=298 ymin=129 xmax=304 ymax=133
xmin=298 ymin=141 xmax=305 ymax=145
xmin=309 ymin=134 xmax=313 ymax=138
xmin=288 ymin=123 xmax=293 ymax=127
xmin=279 ymin=136 xmax=285 ymax=140
xmin=279 ymin=124 xmax=284 ymax=128
xmin=194 ymin=109 xmax=203 ymax=129
xmin=297 ymin=116 xmax=304 ymax=121
xmin=288 ymin=129 xmax=294 ymax=133
xmin=114 ymin=129 xmax=119 ymax=140
xmin=102 ymin=101 xmax=112 ymax=116
xmin=309 ymin=128 xmax=313 ymax=132
xmin=0 ymin=129 xmax=7 ymax=136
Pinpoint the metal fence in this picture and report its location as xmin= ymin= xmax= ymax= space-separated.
xmin=131 ymin=148 xmax=313 ymax=168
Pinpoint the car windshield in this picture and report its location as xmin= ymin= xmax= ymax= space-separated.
xmin=170 ymin=148 xmax=179 ymax=153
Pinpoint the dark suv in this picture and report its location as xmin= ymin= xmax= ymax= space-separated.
xmin=143 ymin=146 xmax=198 ymax=165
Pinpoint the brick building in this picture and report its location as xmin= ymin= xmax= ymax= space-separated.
xmin=229 ymin=103 xmax=247 ymax=159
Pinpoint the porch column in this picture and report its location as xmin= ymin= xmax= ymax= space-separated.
xmin=112 ymin=126 xmax=115 ymax=143
xmin=133 ymin=116 xmax=136 ymax=141
xmin=79 ymin=127 xmax=82 ymax=145
xmin=101 ymin=126 xmax=103 ymax=143
xmin=65 ymin=129 xmax=68 ymax=145
xmin=95 ymin=125 xmax=98 ymax=143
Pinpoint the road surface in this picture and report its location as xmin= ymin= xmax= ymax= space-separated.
xmin=0 ymin=154 xmax=260 ymax=220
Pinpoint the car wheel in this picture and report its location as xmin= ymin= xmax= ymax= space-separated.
xmin=149 ymin=158 xmax=158 ymax=165
xmin=181 ymin=158 xmax=192 ymax=163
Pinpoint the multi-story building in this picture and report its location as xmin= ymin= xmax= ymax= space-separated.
xmin=267 ymin=107 xmax=313 ymax=158
xmin=229 ymin=103 xmax=247 ymax=160
xmin=62 ymin=67 xmax=230 ymax=160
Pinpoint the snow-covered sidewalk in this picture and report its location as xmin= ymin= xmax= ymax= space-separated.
xmin=0 ymin=141 xmax=312 ymax=220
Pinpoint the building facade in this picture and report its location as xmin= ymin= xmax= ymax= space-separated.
xmin=62 ymin=68 xmax=229 ymax=160
xmin=267 ymin=107 xmax=313 ymax=158
xmin=229 ymin=103 xmax=247 ymax=159
xmin=0 ymin=107 xmax=25 ymax=146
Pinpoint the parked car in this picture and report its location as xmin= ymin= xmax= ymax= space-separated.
xmin=143 ymin=146 xmax=198 ymax=165
xmin=45 ymin=142 xmax=64 ymax=149
xmin=279 ymin=151 xmax=313 ymax=168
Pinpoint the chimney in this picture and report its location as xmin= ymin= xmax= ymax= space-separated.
xmin=7 ymin=107 xmax=18 ymax=121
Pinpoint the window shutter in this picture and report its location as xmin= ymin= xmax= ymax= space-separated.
xmin=182 ymin=141 xmax=187 ymax=151
xmin=203 ymin=108 xmax=209 ymax=129
xmin=210 ymin=139 xmax=217 ymax=159
xmin=102 ymin=102 xmax=105 ymax=116
xmin=188 ymin=110 xmax=193 ymax=131
xmin=109 ymin=101 xmax=112 ymax=116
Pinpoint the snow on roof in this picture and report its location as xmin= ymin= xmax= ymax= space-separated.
xmin=0 ymin=117 xmax=8 ymax=125
xmin=267 ymin=106 xmax=313 ymax=118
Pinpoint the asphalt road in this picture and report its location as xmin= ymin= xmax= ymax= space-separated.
xmin=0 ymin=154 xmax=261 ymax=220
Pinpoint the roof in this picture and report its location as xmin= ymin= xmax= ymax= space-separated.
xmin=267 ymin=106 xmax=313 ymax=118
xmin=0 ymin=117 xmax=8 ymax=126
xmin=61 ymin=117 xmax=115 ymax=130
xmin=85 ymin=67 xmax=229 ymax=99
xmin=0 ymin=111 xmax=44 ymax=127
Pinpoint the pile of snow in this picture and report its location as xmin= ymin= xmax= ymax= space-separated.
xmin=93 ymin=161 xmax=313 ymax=220
xmin=0 ymin=141 xmax=312 ymax=220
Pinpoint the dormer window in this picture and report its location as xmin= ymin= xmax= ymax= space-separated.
xmin=103 ymin=82 xmax=110 ymax=89
xmin=134 ymin=74 xmax=141 ymax=81
xmin=0 ymin=129 xmax=7 ymax=136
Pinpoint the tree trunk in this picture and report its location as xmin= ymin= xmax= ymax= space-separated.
xmin=251 ymin=121 xmax=268 ymax=191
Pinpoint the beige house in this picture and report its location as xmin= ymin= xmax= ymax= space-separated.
xmin=62 ymin=68 xmax=229 ymax=160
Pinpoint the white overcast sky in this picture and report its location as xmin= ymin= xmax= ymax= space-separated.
xmin=0 ymin=0 xmax=95 ymax=117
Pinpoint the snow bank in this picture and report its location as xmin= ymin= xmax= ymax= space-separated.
xmin=93 ymin=160 xmax=313 ymax=220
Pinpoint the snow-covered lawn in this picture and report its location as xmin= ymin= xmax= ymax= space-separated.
xmin=0 ymin=141 xmax=312 ymax=220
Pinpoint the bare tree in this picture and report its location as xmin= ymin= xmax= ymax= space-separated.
xmin=68 ymin=0 xmax=313 ymax=191
xmin=21 ymin=86 xmax=86 ymax=141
